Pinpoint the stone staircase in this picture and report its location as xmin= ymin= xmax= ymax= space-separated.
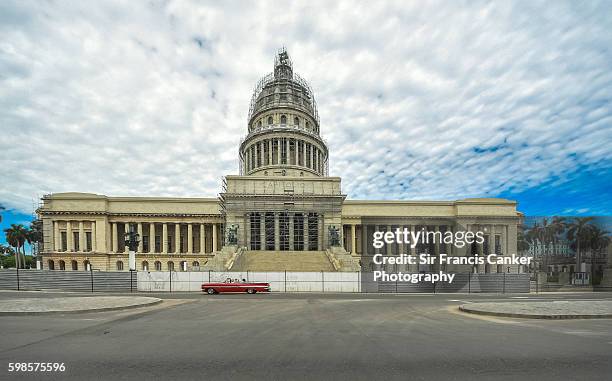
xmin=233 ymin=250 xmax=335 ymax=272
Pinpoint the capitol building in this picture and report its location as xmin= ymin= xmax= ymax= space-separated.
xmin=38 ymin=50 xmax=521 ymax=273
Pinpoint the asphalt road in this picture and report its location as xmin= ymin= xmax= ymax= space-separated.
xmin=1 ymin=292 xmax=611 ymax=380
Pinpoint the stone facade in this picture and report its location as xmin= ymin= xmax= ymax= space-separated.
xmin=37 ymin=49 xmax=522 ymax=273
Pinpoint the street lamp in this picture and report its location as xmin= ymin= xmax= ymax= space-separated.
xmin=124 ymin=223 xmax=140 ymax=271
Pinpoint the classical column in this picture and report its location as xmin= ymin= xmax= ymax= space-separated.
xmin=124 ymin=223 xmax=129 ymax=253
xmin=78 ymin=221 xmax=84 ymax=252
xmin=91 ymin=221 xmax=96 ymax=252
xmin=286 ymin=138 xmax=290 ymax=165
xmin=200 ymin=224 xmax=205 ymax=254
xmin=351 ymin=224 xmax=357 ymax=255
xmin=54 ymin=221 xmax=60 ymax=251
xmin=162 ymin=223 xmax=168 ymax=254
xmin=277 ymin=138 xmax=281 ymax=164
xmin=137 ymin=223 xmax=143 ymax=253
xmin=66 ymin=221 xmax=73 ymax=252
xmin=187 ymin=223 xmax=193 ymax=253
xmin=268 ymin=139 xmax=272 ymax=165
xmin=111 ymin=223 xmax=118 ymax=252
xmin=308 ymin=144 xmax=313 ymax=169
xmin=302 ymin=140 xmax=306 ymax=167
xmin=398 ymin=225 xmax=405 ymax=256
xmin=175 ymin=223 xmax=181 ymax=253
xmin=488 ymin=225 xmax=495 ymax=256
xmin=246 ymin=147 xmax=250 ymax=172
xmin=294 ymin=140 xmax=299 ymax=165
xmin=149 ymin=223 xmax=155 ymax=253
xmin=212 ymin=223 xmax=218 ymax=252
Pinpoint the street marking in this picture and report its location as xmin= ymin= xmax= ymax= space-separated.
xmin=511 ymin=296 xmax=529 ymax=299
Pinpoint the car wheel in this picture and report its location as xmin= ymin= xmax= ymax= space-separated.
xmin=247 ymin=288 xmax=256 ymax=294
xmin=206 ymin=288 xmax=216 ymax=295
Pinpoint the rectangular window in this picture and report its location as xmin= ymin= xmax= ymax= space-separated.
xmin=293 ymin=214 xmax=304 ymax=251
xmin=250 ymin=213 xmax=261 ymax=250
xmin=143 ymin=236 xmax=149 ymax=253
xmin=483 ymin=235 xmax=490 ymax=254
xmin=86 ymin=232 xmax=92 ymax=252
xmin=155 ymin=235 xmax=161 ymax=253
xmin=279 ymin=212 xmax=289 ymax=251
xmin=61 ymin=232 xmax=67 ymax=252
xmin=308 ymin=213 xmax=318 ymax=251
xmin=265 ymin=213 xmax=275 ymax=250
xmin=495 ymin=235 xmax=502 ymax=254
xmin=73 ymin=232 xmax=80 ymax=252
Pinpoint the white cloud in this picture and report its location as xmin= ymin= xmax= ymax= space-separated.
xmin=0 ymin=0 xmax=610 ymax=212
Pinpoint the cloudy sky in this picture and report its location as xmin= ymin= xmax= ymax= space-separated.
xmin=1 ymin=0 xmax=611 ymax=229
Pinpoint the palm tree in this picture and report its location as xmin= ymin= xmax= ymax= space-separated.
xmin=4 ymin=224 xmax=29 ymax=269
xmin=587 ymin=226 xmax=610 ymax=284
xmin=550 ymin=216 xmax=567 ymax=244
xmin=567 ymin=217 xmax=594 ymax=272
xmin=28 ymin=219 xmax=43 ymax=258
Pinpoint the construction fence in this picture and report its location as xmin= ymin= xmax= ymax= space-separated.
xmin=0 ymin=269 xmax=530 ymax=293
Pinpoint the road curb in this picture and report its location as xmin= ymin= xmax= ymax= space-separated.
xmin=458 ymin=305 xmax=612 ymax=319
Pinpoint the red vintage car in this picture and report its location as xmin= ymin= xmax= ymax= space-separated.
xmin=201 ymin=278 xmax=271 ymax=294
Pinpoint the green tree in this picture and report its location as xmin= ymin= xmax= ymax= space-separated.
xmin=567 ymin=217 xmax=594 ymax=271
xmin=4 ymin=224 xmax=29 ymax=269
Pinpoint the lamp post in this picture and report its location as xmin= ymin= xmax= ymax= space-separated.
xmin=124 ymin=223 xmax=140 ymax=271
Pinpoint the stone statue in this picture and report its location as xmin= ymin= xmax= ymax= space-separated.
xmin=328 ymin=225 xmax=341 ymax=247
xmin=226 ymin=224 xmax=238 ymax=245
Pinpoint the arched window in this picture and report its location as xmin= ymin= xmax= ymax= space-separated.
xmin=48 ymin=260 xmax=55 ymax=270
xmin=71 ymin=260 xmax=78 ymax=271
xmin=192 ymin=261 xmax=200 ymax=268
xmin=155 ymin=261 xmax=162 ymax=271
xmin=257 ymin=120 xmax=262 ymax=128
xmin=294 ymin=117 xmax=299 ymax=126
xmin=83 ymin=260 xmax=90 ymax=271
xmin=305 ymin=121 xmax=310 ymax=130
xmin=280 ymin=115 xmax=287 ymax=125
xmin=168 ymin=261 xmax=174 ymax=272
xmin=59 ymin=260 xmax=66 ymax=270
xmin=116 ymin=261 xmax=124 ymax=271
xmin=267 ymin=116 xmax=273 ymax=125
xmin=142 ymin=261 xmax=149 ymax=271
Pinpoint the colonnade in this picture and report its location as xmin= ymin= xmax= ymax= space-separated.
xmin=110 ymin=222 xmax=220 ymax=254
xmin=244 ymin=137 xmax=325 ymax=174
xmin=52 ymin=220 xmax=222 ymax=254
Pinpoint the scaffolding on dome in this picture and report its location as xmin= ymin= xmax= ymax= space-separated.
xmin=247 ymin=52 xmax=320 ymax=125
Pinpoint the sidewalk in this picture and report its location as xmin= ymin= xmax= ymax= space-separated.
xmin=0 ymin=296 xmax=162 ymax=315
xmin=460 ymin=300 xmax=612 ymax=319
